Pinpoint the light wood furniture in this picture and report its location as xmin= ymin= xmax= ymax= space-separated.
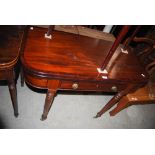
xmin=109 ymin=84 xmax=155 ymax=116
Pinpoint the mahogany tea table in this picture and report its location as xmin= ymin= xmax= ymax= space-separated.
xmin=21 ymin=26 xmax=148 ymax=120
xmin=0 ymin=26 xmax=24 ymax=117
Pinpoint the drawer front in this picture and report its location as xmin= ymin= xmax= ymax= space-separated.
xmin=60 ymin=81 xmax=126 ymax=92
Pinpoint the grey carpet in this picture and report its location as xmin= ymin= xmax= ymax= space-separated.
xmin=0 ymin=79 xmax=155 ymax=129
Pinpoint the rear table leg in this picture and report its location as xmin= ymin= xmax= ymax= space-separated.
xmin=7 ymin=70 xmax=19 ymax=117
xmin=21 ymin=66 xmax=24 ymax=87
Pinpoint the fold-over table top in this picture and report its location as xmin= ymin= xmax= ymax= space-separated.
xmin=0 ymin=26 xmax=24 ymax=68
xmin=22 ymin=26 xmax=148 ymax=83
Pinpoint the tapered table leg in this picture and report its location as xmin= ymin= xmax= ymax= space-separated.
xmin=20 ymin=66 xmax=24 ymax=87
xmin=41 ymin=89 xmax=56 ymax=121
xmin=8 ymin=70 xmax=19 ymax=117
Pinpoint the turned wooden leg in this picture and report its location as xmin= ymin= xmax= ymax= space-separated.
xmin=94 ymin=93 xmax=121 ymax=118
xmin=94 ymin=84 xmax=138 ymax=118
xmin=41 ymin=89 xmax=56 ymax=121
xmin=109 ymin=97 xmax=130 ymax=116
xmin=20 ymin=66 xmax=24 ymax=87
xmin=8 ymin=76 xmax=19 ymax=117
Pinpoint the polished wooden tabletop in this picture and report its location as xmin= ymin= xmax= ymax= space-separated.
xmin=22 ymin=27 xmax=148 ymax=83
xmin=0 ymin=26 xmax=24 ymax=68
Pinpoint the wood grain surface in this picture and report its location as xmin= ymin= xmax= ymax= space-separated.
xmin=22 ymin=26 xmax=148 ymax=83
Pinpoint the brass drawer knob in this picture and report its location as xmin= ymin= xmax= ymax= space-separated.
xmin=72 ymin=83 xmax=78 ymax=89
xmin=111 ymin=86 xmax=117 ymax=92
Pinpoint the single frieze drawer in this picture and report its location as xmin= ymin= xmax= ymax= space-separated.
xmin=60 ymin=80 xmax=126 ymax=92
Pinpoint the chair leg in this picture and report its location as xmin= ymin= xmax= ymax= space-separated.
xmin=109 ymin=97 xmax=130 ymax=116
xmin=41 ymin=89 xmax=56 ymax=121
xmin=94 ymin=84 xmax=137 ymax=118
xmin=8 ymin=77 xmax=19 ymax=117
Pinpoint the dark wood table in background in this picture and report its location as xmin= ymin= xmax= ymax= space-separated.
xmin=21 ymin=26 xmax=148 ymax=120
xmin=0 ymin=26 xmax=24 ymax=117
